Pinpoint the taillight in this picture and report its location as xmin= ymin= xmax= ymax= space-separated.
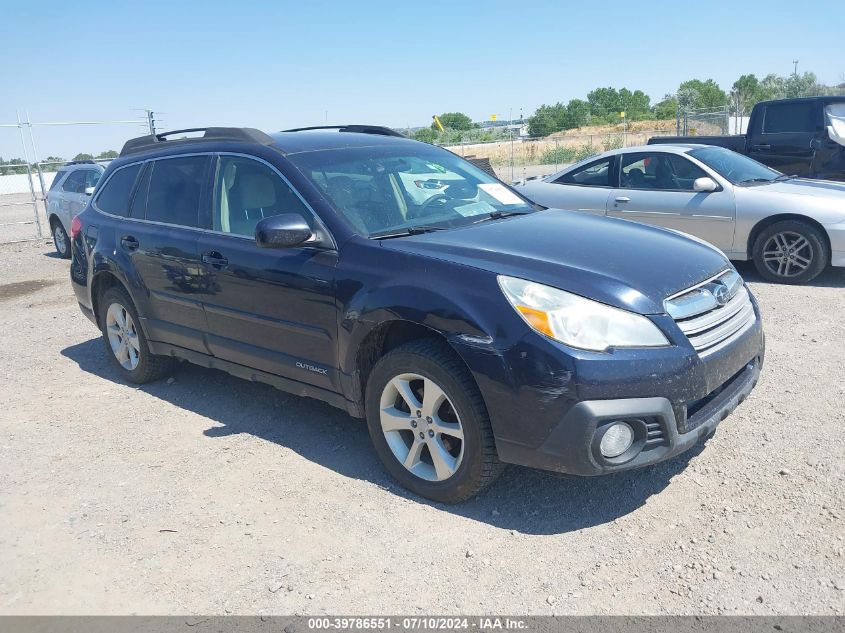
xmin=70 ymin=215 xmax=82 ymax=239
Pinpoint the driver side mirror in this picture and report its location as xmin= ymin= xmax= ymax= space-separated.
xmin=255 ymin=214 xmax=315 ymax=249
xmin=84 ymin=186 xmax=95 ymax=196
xmin=693 ymin=177 xmax=718 ymax=193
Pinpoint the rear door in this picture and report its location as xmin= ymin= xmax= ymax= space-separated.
xmin=749 ymin=101 xmax=818 ymax=176
xmin=196 ymin=154 xmax=339 ymax=391
xmin=58 ymin=169 xmax=89 ymax=229
xmin=608 ymin=151 xmax=736 ymax=251
xmin=114 ymin=154 xmax=211 ymax=352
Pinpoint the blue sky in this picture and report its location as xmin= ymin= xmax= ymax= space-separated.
xmin=1 ymin=0 xmax=842 ymax=158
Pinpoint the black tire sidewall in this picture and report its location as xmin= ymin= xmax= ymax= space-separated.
xmin=753 ymin=220 xmax=828 ymax=284
xmin=99 ymin=287 xmax=151 ymax=382
xmin=365 ymin=348 xmax=488 ymax=503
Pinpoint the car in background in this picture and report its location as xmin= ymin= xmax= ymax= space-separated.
xmin=649 ymin=96 xmax=845 ymax=182
xmin=70 ymin=126 xmax=763 ymax=502
xmin=46 ymin=161 xmax=104 ymax=257
xmin=516 ymin=144 xmax=845 ymax=284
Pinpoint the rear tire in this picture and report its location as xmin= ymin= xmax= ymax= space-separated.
xmin=365 ymin=339 xmax=503 ymax=503
xmin=752 ymin=220 xmax=828 ymax=284
xmin=98 ymin=286 xmax=173 ymax=384
xmin=52 ymin=220 xmax=70 ymax=259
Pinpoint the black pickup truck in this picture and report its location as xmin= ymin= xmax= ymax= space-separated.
xmin=649 ymin=96 xmax=845 ymax=181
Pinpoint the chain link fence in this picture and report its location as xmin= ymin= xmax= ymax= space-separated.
xmin=437 ymin=129 xmax=677 ymax=184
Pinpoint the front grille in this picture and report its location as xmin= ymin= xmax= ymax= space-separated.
xmin=665 ymin=270 xmax=756 ymax=355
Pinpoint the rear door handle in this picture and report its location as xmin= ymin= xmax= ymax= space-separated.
xmin=201 ymin=251 xmax=229 ymax=269
xmin=120 ymin=235 xmax=139 ymax=250
xmin=751 ymin=144 xmax=771 ymax=151
xmin=615 ymin=196 xmax=631 ymax=203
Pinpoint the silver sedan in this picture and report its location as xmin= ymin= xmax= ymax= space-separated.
xmin=516 ymin=144 xmax=845 ymax=283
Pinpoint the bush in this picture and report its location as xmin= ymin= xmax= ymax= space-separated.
xmin=539 ymin=144 xmax=597 ymax=165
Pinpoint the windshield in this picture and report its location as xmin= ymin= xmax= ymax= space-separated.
xmin=689 ymin=146 xmax=782 ymax=185
xmin=286 ymin=144 xmax=534 ymax=237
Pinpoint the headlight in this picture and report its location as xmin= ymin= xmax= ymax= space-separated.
xmin=498 ymin=276 xmax=670 ymax=352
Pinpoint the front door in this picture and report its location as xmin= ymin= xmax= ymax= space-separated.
xmin=197 ymin=154 xmax=339 ymax=391
xmin=749 ymin=101 xmax=818 ymax=177
xmin=607 ymin=151 xmax=736 ymax=252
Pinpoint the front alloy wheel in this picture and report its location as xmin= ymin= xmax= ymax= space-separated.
xmin=365 ymin=339 xmax=503 ymax=503
xmin=379 ymin=372 xmax=464 ymax=482
xmin=752 ymin=220 xmax=828 ymax=284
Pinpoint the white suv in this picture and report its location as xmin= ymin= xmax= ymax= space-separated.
xmin=46 ymin=162 xmax=104 ymax=257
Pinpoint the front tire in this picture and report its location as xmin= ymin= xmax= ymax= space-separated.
xmin=52 ymin=221 xmax=70 ymax=259
xmin=752 ymin=220 xmax=828 ymax=284
xmin=365 ymin=339 xmax=503 ymax=503
xmin=99 ymin=286 xmax=173 ymax=384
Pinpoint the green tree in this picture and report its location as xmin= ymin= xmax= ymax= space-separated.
xmin=72 ymin=153 xmax=94 ymax=161
xmin=757 ymin=74 xmax=786 ymax=101
xmin=527 ymin=103 xmax=567 ymax=136
xmin=562 ymin=99 xmax=590 ymax=129
xmin=587 ymin=87 xmax=621 ymax=122
xmin=431 ymin=112 xmax=475 ymax=131
xmin=96 ymin=150 xmax=119 ymax=159
xmin=785 ymin=72 xmax=820 ymax=97
xmin=731 ymin=74 xmax=761 ymax=115
xmin=678 ymin=79 xmax=727 ymax=109
xmin=652 ymin=94 xmax=678 ymax=120
xmin=618 ymin=88 xmax=651 ymax=120
xmin=413 ymin=128 xmax=437 ymax=143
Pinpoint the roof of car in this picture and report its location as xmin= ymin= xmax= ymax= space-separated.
xmin=270 ymin=129 xmax=419 ymax=154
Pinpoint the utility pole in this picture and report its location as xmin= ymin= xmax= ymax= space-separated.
xmin=793 ymin=59 xmax=799 ymax=75
xmin=146 ymin=109 xmax=156 ymax=135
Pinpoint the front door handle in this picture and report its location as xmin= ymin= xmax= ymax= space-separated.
xmin=615 ymin=196 xmax=631 ymax=203
xmin=751 ymin=144 xmax=772 ymax=151
xmin=201 ymin=251 xmax=229 ymax=269
xmin=120 ymin=235 xmax=139 ymax=250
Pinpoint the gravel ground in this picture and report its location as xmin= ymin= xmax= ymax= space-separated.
xmin=0 ymin=239 xmax=843 ymax=615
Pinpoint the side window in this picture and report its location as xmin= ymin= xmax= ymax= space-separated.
xmin=82 ymin=169 xmax=101 ymax=190
xmin=762 ymin=103 xmax=816 ymax=134
xmin=212 ymin=155 xmax=311 ymax=237
xmin=554 ymin=158 xmax=612 ymax=187
xmin=129 ymin=163 xmax=152 ymax=219
xmin=94 ymin=163 xmax=143 ymax=217
xmin=62 ymin=170 xmax=86 ymax=193
xmin=621 ymin=153 xmax=707 ymax=191
xmin=49 ymin=169 xmax=68 ymax=191
xmin=145 ymin=155 xmax=209 ymax=227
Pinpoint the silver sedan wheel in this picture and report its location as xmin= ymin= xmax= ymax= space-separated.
xmin=379 ymin=372 xmax=464 ymax=482
xmin=53 ymin=224 xmax=68 ymax=256
xmin=105 ymin=303 xmax=141 ymax=371
xmin=762 ymin=231 xmax=814 ymax=278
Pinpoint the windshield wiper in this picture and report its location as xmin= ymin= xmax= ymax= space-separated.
xmin=774 ymin=174 xmax=797 ymax=181
xmin=371 ymin=226 xmax=448 ymax=240
xmin=472 ymin=209 xmax=534 ymax=224
xmin=737 ymin=177 xmax=775 ymax=185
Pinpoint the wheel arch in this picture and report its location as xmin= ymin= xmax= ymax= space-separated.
xmin=747 ymin=213 xmax=831 ymax=263
xmin=90 ymin=270 xmax=138 ymax=331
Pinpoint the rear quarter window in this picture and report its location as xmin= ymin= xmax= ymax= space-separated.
xmin=95 ymin=163 xmax=143 ymax=217
xmin=762 ymin=102 xmax=816 ymax=134
xmin=49 ymin=170 xmax=68 ymax=192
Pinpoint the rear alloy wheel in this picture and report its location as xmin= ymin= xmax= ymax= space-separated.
xmin=365 ymin=339 xmax=503 ymax=503
xmin=753 ymin=220 xmax=828 ymax=284
xmin=52 ymin=221 xmax=70 ymax=259
xmin=99 ymin=286 xmax=173 ymax=384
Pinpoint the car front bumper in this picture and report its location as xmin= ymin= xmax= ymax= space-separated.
xmin=452 ymin=295 xmax=765 ymax=476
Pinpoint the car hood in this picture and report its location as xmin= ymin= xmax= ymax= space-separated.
xmin=750 ymin=178 xmax=845 ymax=197
xmin=382 ymin=210 xmax=731 ymax=315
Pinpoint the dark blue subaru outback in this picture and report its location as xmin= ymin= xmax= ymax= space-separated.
xmin=70 ymin=126 xmax=764 ymax=502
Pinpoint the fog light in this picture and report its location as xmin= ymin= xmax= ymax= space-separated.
xmin=599 ymin=422 xmax=634 ymax=458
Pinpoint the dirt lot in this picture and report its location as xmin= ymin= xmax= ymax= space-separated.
xmin=0 ymin=240 xmax=843 ymax=615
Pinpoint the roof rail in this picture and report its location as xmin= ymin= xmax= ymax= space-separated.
xmin=281 ymin=125 xmax=406 ymax=138
xmin=119 ymin=127 xmax=275 ymax=157
xmin=64 ymin=159 xmax=97 ymax=166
